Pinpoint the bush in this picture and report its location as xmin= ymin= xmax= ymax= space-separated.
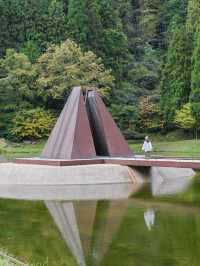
xmin=10 ymin=108 xmax=55 ymax=140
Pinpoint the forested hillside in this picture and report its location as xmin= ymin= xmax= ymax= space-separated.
xmin=0 ymin=0 xmax=199 ymax=140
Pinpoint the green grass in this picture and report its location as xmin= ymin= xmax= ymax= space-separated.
xmin=129 ymin=139 xmax=200 ymax=157
xmin=0 ymin=141 xmax=45 ymax=159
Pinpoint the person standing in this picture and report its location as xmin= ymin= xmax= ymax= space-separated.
xmin=142 ymin=136 xmax=152 ymax=158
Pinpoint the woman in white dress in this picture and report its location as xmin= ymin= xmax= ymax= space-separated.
xmin=142 ymin=136 xmax=153 ymax=158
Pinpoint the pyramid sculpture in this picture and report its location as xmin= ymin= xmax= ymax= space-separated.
xmin=41 ymin=86 xmax=96 ymax=159
xmin=41 ymin=86 xmax=133 ymax=159
xmin=86 ymin=90 xmax=133 ymax=157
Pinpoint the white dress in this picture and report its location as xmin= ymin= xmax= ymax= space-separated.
xmin=142 ymin=141 xmax=152 ymax=152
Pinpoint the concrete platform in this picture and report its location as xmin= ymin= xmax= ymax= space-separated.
xmin=0 ymin=163 xmax=144 ymax=200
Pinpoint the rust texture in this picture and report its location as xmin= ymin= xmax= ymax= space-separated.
xmin=86 ymin=90 xmax=133 ymax=157
xmin=41 ymin=86 xmax=96 ymax=159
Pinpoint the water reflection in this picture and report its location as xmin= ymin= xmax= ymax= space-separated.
xmin=150 ymin=167 xmax=194 ymax=196
xmin=46 ymin=201 xmax=85 ymax=266
xmin=0 ymin=165 xmax=196 ymax=265
xmin=46 ymin=200 xmax=130 ymax=266
xmin=43 ymin=173 xmax=142 ymax=266
xmin=45 ymin=169 xmax=194 ymax=266
xmin=144 ymin=209 xmax=155 ymax=230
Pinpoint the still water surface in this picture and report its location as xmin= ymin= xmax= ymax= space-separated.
xmin=0 ymin=172 xmax=200 ymax=266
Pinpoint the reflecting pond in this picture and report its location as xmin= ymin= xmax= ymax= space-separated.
xmin=0 ymin=171 xmax=200 ymax=266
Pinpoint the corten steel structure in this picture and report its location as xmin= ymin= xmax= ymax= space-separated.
xmin=41 ymin=86 xmax=96 ymax=159
xmin=41 ymin=86 xmax=132 ymax=159
xmin=86 ymin=90 xmax=133 ymax=157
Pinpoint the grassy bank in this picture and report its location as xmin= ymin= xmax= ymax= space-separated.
xmin=1 ymin=139 xmax=200 ymax=159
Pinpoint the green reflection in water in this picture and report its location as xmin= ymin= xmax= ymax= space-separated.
xmin=0 ymin=200 xmax=77 ymax=266
xmin=0 ymin=173 xmax=200 ymax=266
xmin=97 ymin=202 xmax=200 ymax=266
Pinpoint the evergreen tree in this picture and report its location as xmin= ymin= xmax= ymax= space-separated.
xmin=67 ymin=0 xmax=89 ymax=47
xmin=186 ymin=0 xmax=200 ymax=36
xmin=190 ymin=22 xmax=200 ymax=127
xmin=99 ymin=0 xmax=131 ymax=79
xmin=161 ymin=24 xmax=191 ymax=124
xmin=0 ymin=0 xmax=51 ymax=56
xmin=0 ymin=0 xmax=68 ymax=57
xmin=117 ymin=0 xmax=135 ymax=51
xmin=86 ymin=0 xmax=104 ymax=54
xmin=158 ymin=0 xmax=188 ymax=50
xmin=46 ymin=0 xmax=68 ymax=43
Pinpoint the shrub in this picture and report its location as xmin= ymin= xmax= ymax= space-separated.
xmin=10 ymin=108 xmax=55 ymax=140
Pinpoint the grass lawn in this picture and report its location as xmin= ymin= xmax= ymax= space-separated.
xmin=129 ymin=139 xmax=200 ymax=158
xmin=1 ymin=141 xmax=45 ymax=159
xmin=1 ymin=139 xmax=200 ymax=158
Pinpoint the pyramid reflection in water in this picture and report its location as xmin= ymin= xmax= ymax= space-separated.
xmin=46 ymin=169 xmax=193 ymax=266
xmin=45 ymin=176 xmax=141 ymax=266
xmin=46 ymin=200 xmax=130 ymax=266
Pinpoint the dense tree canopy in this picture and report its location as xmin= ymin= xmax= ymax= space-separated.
xmin=0 ymin=0 xmax=200 ymax=140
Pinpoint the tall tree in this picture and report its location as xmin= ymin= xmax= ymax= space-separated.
xmin=86 ymin=0 xmax=104 ymax=54
xmin=67 ymin=0 xmax=89 ymax=47
xmin=0 ymin=0 xmax=51 ymax=56
xmin=46 ymin=0 xmax=68 ymax=44
xmin=160 ymin=23 xmax=191 ymax=124
xmin=186 ymin=0 xmax=200 ymax=37
xmin=190 ymin=22 xmax=200 ymax=127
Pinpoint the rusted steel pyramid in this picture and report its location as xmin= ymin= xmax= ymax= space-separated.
xmin=86 ymin=90 xmax=133 ymax=157
xmin=41 ymin=86 xmax=96 ymax=159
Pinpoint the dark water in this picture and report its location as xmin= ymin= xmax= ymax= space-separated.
xmin=0 ymin=172 xmax=200 ymax=266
